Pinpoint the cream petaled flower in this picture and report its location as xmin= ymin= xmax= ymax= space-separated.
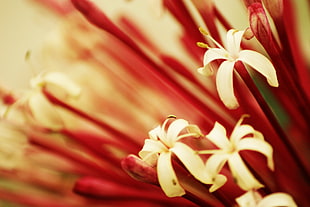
xmin=139 ymin=117 xmax=223 ymax=197
xmin=199 ymin=115 xmax=274 ymax=191
xmin=236 ymin=190 xmax=298 ymax=207
xmin=4 ymin=72 xmax=81 ymax=130
xmin=198 ymin=29 xmax=279 ymax=109
xmin=30 ymin=72 xmax=81 ymax=98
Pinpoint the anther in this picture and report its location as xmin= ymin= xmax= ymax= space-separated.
xmin=198 ymin=27 xmax=209 ymax=36
xmin=196 ymin=42 xmax=210 ymax=49
xmin=167 ymin=115 xmax=177 ymax=119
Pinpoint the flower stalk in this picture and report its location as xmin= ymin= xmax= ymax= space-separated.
xmin=0 ymin=0 xmax=309 ymax=206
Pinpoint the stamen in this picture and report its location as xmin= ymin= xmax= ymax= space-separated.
xmin=198 ymin=27 xmax=225 ymax=50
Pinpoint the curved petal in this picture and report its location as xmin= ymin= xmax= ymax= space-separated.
xmin=186 ymin=124 xmax=203 ymax=138
xmin=206 ymin=122 xmax=230 ymax=149
xmin=226 ymin=29 xmax=245 ymax=57
xmin=157 ymin=152 xmax=185 ymax=197
xmin=28 ymin=92 xmax=64 ymax=130
xmin=31 ymin=72 xmax=81 ymax=98
xmin=238 ymin=138 xmax=274 ymax=170
xmin=171 ymin=142 xmax=209 ymax=183
xmin=236 ymin=190 xmax=262 ymax=207
xmin=228 ymin=153 xmax=264 ymax=191
xmin=209 ymin=174 xmax=227 ymax=192
xmin=205 ymin=153 xmax=230 ymax=178
xmin=159 ymin=119 xmax=170 ymax=144
xmin=231 ymin=124 xmax=255 ymax=144
xmin=257 ymin=193 xmax=297 ymax=207
xmin=139 ymin=139 xmax=167 ymax=165
xmin=166 ymin=119 xmax=189 ymax=145
xmin=203 ymin=48 xmax=228 ymax=65
xmin=238 ymin=50 xmax=279 ymax=87
xmin=216 ymin=60 xmax=239 ymax=109
xmin=253 ymin=130 xmax=264 ymax=140
xmin=197 ymin=65 xmax=214 ymax=76
xmin=148 ymin=125 xmax=161 ymax=140
xmin=231 ymin=115 xmax=265 ymax=143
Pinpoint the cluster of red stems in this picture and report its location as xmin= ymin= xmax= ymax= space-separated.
xmin=0 ymin=0 xmax=309 ymax=206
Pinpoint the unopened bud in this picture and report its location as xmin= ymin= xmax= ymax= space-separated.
xmin=121 ymin=154 xmax=158 ymax=185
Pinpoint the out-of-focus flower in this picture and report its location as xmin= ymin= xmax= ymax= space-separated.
xmin=198 ymin=29 xmax=278 ymax=109
xmin=0 ymin=0 xmax=309 ymax=206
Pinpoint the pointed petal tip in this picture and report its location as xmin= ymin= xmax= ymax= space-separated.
xmin=221 ymin=98 xmax=239 ymax=109
xmin=209 ymin=174 xmax=227 ymax=192
xmin=268 ymin=79 xmax=279 ymax=87
xmin=197 ymin=66 xmax=214 ymax=76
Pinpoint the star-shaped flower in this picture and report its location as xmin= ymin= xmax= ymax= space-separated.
xmin=198 ymin=29 xmax=279 ymax=109
xmin=138 ymin=117 xmax=225 ymax=197
xmin=199 ymin=115 xmax=274 ymax=191
xmin=236 ymin=190 xmax=297 ymax=207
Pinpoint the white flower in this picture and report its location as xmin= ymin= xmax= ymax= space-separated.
xmin=138 ymin=117 xmax=222 ymax=197
xmin=236 ymin=190 xmax=298 ymax=207
xmin=199 ymin=115 xmax=274 ymax=191
xmin=198 ymin=29 xmax=279 ymax=109
xmin=4 ymin=72 xmax=81 ymax=130
xmin=31 ymin=71 xmax=81 ymax=98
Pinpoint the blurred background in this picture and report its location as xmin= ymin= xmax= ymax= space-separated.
xmin=0 ymin=0 xmax=59 ymax=90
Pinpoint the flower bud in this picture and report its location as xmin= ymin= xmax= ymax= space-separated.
xmin=121 ymin=154 xmax=158 ymax=185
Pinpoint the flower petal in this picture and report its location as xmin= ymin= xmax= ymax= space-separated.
xmin=235 ymin=190 xmax=262 ymax=207
xmin=216 ymin=60 xmax=239 ymax=109
xmin=171 ymin=142 xmax=209 ymax=183
xmin=209 ymin=174 xmax=227 ymax=192
xmin=226 ymin=29 xmax=245 ymax=57
xmin=205 ymin=153 xmax=229 ymax=192
xmin=186 ymin=124 xmax=203 ymax=137
xmin=231 ymin=124 xmax=255 ymax=144
xmin=228 ymin=153 xmax=264 ymax=191
xmin=238 ymin=138 xmax=274 ymax=170
xmin=257 ymin=193 xmax=297 ymax=207
xmin=157 ymin=151 xmax=185 ymax=197
xmin=206 ymin=122 xmax=230 ymax=149
xmin=166 ymin=119 xmax=189 ymax=145
xmin=31 ymin=72 xmax=81 ymax=98
xmin=28 ymin=92 xmax=64 ymax=130
xmin=148 ymin=125 xmax=161 ymax=140
xmin=139 ymin=139 xmax=167 ymax=166
xmin=231 ymin=116 xmax=265 ymax=143
xmin=205 ymin=153 xmax=230 ymax=178
xmin=238 ymin=50 xmax=279 ymax=87
xmin=203 ymin=48 xmax=228 ymax=66
xmin=197 ymin=65 xmax=214 ymax=76
xmin=159 ymin=119 xmax=170 ymax=144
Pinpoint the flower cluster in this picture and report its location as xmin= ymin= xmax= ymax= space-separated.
xmin=0 ymin=0 xmax=309 ymax=206
xmin=133 ymin=115 xmax=298 ymax=206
